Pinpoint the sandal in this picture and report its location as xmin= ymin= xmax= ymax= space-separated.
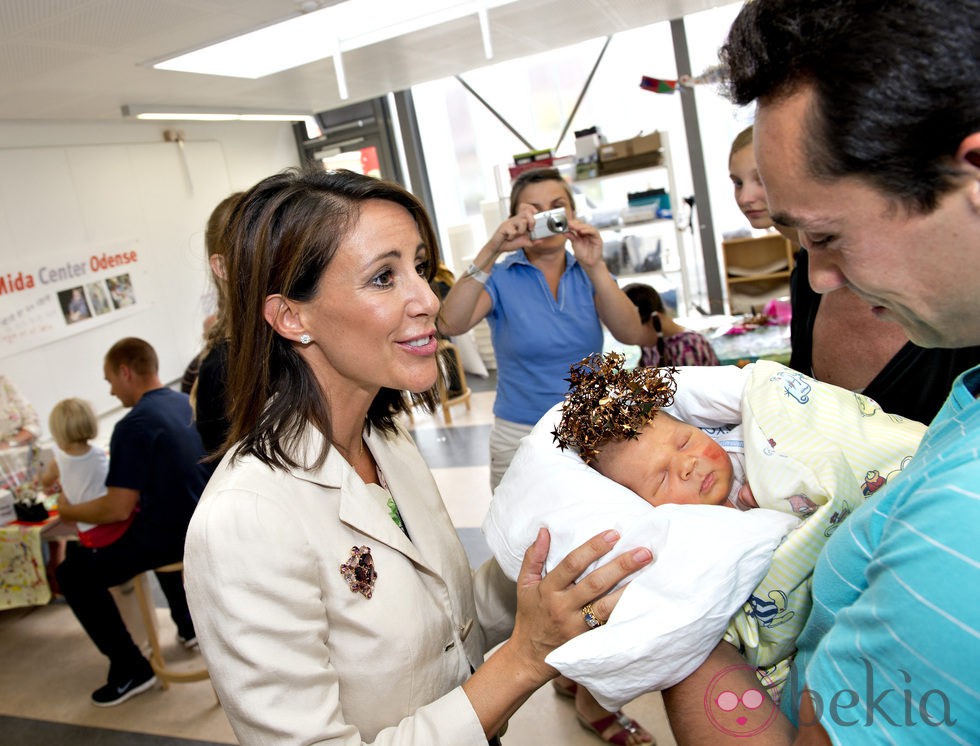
xmin=552 ymin=678 xmax=579 ymax=699
xmin=576 ymin=711 xmax=655 ymax=746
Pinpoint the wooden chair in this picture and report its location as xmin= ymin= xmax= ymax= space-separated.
xmin=132 ymin=561 xmax=210 ymax=690
xmin=436 ymin=340 xmax=471 ymax=425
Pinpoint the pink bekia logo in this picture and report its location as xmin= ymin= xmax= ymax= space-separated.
xmin=704 ymin=664 xmax=779 ymax=737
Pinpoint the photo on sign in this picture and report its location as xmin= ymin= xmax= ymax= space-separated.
xmin=57 ymin=286 xmax=91 ymax=325
xmin=86 ymin=281 xmax=112 ymax=316
xmin=106 ymin=274 xmax=136 ymax=309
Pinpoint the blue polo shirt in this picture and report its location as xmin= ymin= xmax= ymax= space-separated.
xmin=485 ymin=250 xmax=603 ymax=425
xmin=782 ymin=365 xmax=980 ymax=743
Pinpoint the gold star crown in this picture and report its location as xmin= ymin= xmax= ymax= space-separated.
xmin=552 ymin=352 xmax=678 ymax=463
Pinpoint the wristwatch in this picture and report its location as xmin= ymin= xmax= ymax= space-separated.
xmin=463 ymin=262 xmax=490 ymax=285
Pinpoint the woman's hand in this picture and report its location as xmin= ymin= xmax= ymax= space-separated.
xmin=486 ymin=205 xmax=536 ymax=256
xmin=461 ymin=529 xmax=651 ymax=737
xmin=438 ymin=206 xmax=538 ymax=337
xmin=566 ymin=217 xmax=605 ymax=271
xmin=511 ymin=527 xmax=653 ymax=682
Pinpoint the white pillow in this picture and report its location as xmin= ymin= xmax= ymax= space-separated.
xmin=483 ymin=403 xmax=798 ymax=710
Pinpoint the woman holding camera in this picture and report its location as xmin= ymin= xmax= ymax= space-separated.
xmin=440 ymin=167 xmax=655 ymax=746
xmin=440 ymin=168 xmax=654 ymax=491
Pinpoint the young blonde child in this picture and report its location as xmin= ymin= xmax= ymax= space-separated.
xmin=40 ymin=398 xmax=132 ymax=547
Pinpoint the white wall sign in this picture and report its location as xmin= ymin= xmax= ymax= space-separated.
xmin=0 ymin=241 xmax=144 ymax=355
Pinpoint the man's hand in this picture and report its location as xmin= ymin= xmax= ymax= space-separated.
xmin=56 ymin=487 xmax=138 ymax=525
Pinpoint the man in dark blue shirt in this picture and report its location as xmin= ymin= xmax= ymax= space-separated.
xmin=57 ymin=337 xmax=208 ymax=706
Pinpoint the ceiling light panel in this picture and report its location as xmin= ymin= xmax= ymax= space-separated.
xmin=152 ymin=0 xmax=517 ymax=78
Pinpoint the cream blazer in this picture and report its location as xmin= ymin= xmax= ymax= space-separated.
xmin=184 ymin=421 xmax=516 ymax=745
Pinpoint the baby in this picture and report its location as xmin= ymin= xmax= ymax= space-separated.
xmin=591 ymin=410 xmax=759 ymax=508
xmin=554 ymin=353 xmax=763 ymax=514
xmin=558 ymin=369 xmax=753 ymax=511
xmin=484 ymin=352 xmax=926 ymax=709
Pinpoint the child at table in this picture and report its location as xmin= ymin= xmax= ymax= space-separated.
xmin=484 ymin=352 xmax=926 ymax=709
xmin=40 ymin=398 xmax=132 ymax=548
xmin=622 ymin=283 xmax=719 ymax=368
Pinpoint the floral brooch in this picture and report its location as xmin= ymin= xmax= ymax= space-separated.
xmin=340 ymin=545 xmax=377 ymax=599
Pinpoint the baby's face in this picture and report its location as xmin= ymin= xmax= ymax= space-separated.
xmin=594 ymin=412 xmax=734 ymax=507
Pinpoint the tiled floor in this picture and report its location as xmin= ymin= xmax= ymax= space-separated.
xmin=0 ymin=372 xmax=677 ymax=745
xmin=0 ymin=595 xmax=235 ymax=745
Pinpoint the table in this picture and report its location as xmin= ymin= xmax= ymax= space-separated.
xmin=0 ymin=513 xmax=75 ymax=610
xmin=708 ymin=322 xmax=792 ymax=367
xmin=603 ymin=317 xmax=792 ymax=370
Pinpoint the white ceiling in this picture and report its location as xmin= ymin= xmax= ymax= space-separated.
xmin=0 ymin=0 xmax=731 ymax=123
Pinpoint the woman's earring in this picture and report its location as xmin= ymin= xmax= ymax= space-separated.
xmin=299 ymin=333 xmax=312 ymax=345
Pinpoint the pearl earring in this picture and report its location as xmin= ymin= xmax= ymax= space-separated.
xmin=299 ymin=333 xmax=312 ymax=345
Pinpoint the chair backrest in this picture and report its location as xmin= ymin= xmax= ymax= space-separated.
xmin=435 ymin=341 xmax=471 ymax=425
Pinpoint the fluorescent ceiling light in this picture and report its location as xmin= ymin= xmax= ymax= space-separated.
xmin=152 ymin=0 xmax=517 ymax=79
xmin=121 ymin=105 xmax=323 ymax=138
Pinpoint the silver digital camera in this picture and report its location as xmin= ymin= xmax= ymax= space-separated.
xmin=529 ymin=207 xmax=569 ymax=240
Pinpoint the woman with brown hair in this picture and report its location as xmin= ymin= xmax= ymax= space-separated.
xmin=440 ymin=166 xmax=657 ymax=744
xmin=439 ymin=167 xmax=655 ymax=492
xmin=183 ymin=167 xmax=650 ymax=745
xmin=190 ymin=191 xmax=244 ymax=463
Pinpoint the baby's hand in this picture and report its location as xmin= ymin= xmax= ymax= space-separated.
xmin=738 ymin=483 xmax=759 ymax=509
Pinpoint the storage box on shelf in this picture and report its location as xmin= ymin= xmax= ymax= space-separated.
xmin=598 ymin=131 xmax=662 ymax=160
xmin=596 ymin=132 xmax=664 ymax=176
xmin=508 ymin=148 xmax=558 ymax=180
xmin=721 ymin=233 xmax=797 ymax=314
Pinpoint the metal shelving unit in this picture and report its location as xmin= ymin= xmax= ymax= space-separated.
xmin=573 ymin=132 xmax=696 ymax=314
